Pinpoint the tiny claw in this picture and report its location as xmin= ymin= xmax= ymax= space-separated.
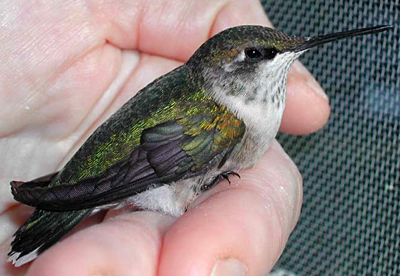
xmin=231 ymin=172 xmax=241 ymax=179
xmin=221 ymin=171 xmax=241 ymax=185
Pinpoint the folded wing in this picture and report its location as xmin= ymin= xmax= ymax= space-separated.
xmin=12 ymin=113 xmax=245 ymax=211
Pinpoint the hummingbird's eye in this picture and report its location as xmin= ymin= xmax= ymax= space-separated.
xmin=244 ymin=47 xmax=263 ymax=60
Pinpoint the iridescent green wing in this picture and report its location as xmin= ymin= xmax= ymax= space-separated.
xmin=12 ymin=107 xmax=245 ymax=210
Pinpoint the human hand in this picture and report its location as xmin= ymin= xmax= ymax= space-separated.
xmin=0 ymin=0 xmax=330 ymax=275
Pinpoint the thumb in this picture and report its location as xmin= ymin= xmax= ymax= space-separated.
xmin=158 ymin=140 xmax=303 ymax=276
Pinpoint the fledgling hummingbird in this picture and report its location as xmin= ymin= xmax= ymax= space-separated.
xmin=7 ymin=24 xmax=391 ymax=267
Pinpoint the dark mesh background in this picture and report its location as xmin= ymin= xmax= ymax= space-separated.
xmin=260 ymin=1 xmax=399 ymax=275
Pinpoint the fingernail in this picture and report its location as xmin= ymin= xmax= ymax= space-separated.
xmin=292 ymin=61 xmax=328 ymax=101
xmin=210 ymin=258 xmax=247 ymax=276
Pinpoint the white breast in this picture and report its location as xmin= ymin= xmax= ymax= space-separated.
xmin=208 ymin=52 xmax=297 ymax=166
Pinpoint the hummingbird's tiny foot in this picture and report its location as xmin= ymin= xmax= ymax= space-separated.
xmin=201 ymin=171 xmax=241 ymax=191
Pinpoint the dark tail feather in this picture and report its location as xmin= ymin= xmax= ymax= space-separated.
xmin=7 ymin=208 xmax=91 ymax=267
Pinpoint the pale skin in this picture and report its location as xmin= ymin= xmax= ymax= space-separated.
xmin=0 ymin=0 xmax=330 ymax=275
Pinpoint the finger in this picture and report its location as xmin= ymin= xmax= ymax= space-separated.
xmin=94 ymin=0 xmax=227 ymax=60
xmin=90 ymin=0 xmax=269 ymax=59
xmin=158 ymin=140 xmax=303 ymax=276
xmin=281 ymin=61 xmax=330 ymax=134
xmin=24 ymin=211 xmax=174 ymax=276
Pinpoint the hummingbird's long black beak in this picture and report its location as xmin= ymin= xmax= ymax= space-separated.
xmin=291 ymin=25 xmax=393 ymax=52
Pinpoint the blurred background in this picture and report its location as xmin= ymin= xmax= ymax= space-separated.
xmin=260 ymin=1 xmax=399 ymax=275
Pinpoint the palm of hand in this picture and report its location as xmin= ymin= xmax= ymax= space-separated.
xmin=0 ymin=0 xmax=329 ymax=275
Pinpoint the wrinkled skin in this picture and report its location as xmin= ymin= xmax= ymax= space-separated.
xmin=0 ymin=0 xmax=330 ymax=275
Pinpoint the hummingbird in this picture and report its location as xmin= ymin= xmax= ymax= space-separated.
xmin=7 ymin=24 xmax=392 ymax=267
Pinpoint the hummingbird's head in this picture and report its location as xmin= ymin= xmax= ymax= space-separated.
xmin=187 ymin=26 xmax=306 ymax=116
xmin=187 ymin=24 xmax=392 ymax=112
xmin=187 ymin=25 xmax=306 ymax=108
